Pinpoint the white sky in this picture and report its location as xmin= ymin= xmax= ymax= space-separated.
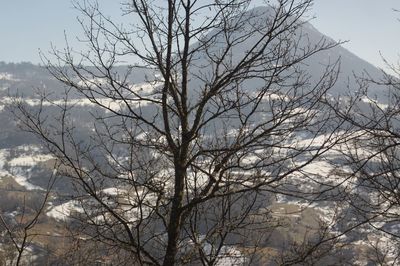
xmin=0 ymin=0 xmax=399 ymax=71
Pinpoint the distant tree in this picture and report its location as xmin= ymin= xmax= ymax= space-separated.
xmin=13 ymin=0 xmax=349 ymax=264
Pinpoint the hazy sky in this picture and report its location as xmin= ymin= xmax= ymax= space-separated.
xmin=1 ymin=0 xmax=399 ymax=71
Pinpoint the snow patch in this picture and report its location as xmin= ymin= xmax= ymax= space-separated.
xmin=1 ymin=96 xmax=150 ymax=112
xmin=8 ymin=154 xmax=53 ymax=167
xmin=102 ymin=187 xmax=124 ymax=196
xmin=47 ymin=200 xmax=84 ymax=221
xmin=12 ymin=172 xmax=43 ymax=190
xmin=0 ymin=149 xmax=10 ymax=177
xmin=0 ymin=146 xmax=52 ymax=190
xmin=0 ymin=72 xmax=18 ymax=81
xmin=361 ymin=96 xmax=388 ymax=110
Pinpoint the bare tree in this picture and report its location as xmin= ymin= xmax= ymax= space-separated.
xmin=0 ymin=176 xmax=55 ymax=266
xmin=12 ymin=0 xmax=349 ymax=264
xmin=327 ymin=35 xmax=400 ymax=266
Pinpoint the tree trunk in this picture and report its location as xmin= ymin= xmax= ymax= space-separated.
xmin=162 ymin=164 xmax=186 ymax=266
